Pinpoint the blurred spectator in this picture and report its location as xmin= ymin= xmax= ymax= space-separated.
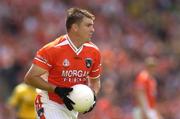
xmin=133 ymin=57 xmax=163 ymax=119
xmin=0 ymin=97 xmax=14 ymax=119
xmin=7 ymin=83 xmax=37 ymax=119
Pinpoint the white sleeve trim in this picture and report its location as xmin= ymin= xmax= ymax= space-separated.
xmin=92 ymin=68 xmax=100 ymax=73
xmin=34 ymin=57 xmax=52 ymax=67
xmin=89 ymin=75 xmax=100 ymax=79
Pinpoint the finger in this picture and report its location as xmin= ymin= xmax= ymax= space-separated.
xmin=93 ymin=102 xmax=96 ymax=107
xmin=69 ymin=98 xmax=75 ymax=105
xmin=94 ymin=95 xmax=96 ymax=101
xmin=66 ymin=103 xmax=73 ymax=111
xmin=63 ymin=88 xmax=73 ymax=96
xmin=67 ymin=105 xmax=73 ymax=110
xmin=65 ymin=96 xmax=75 ymax=104
xmin=63 ymin=97 xmax=74 ymax=111
xmin=64 ymin=100 xmax=73 ymax=111
xmin=88 ymin=107 xmax=93 ymax=112
xmin=67 ymin=102 xmax=74 ymax=110
xmin=67 ymin=88 xmax=73 ymax=92
xmin=83 ymin=111 xmax=87 ymax=114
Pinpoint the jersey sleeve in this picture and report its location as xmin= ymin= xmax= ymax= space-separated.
xmin=135 ymin=72 xmax=148 ymax=89
xmin=89 ymin=50 xmax=102 ymax=79
xmin=33 ymin=46 xmax=53 ymax=71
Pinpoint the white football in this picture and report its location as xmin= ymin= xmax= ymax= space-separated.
xmin=68 ymin=84 xmax=95 ymax=113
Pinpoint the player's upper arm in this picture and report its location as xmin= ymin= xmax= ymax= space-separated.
xmin=24 ymin=44 xmax=53 ymax=84
xmin=24 ymin=64 xmax=48 ymax=84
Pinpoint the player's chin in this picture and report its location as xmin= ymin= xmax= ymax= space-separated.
xmin=88 ymin=36 xmax=92 ymax=40
xmin=84 ymin=38 xmax=91 ymax=41
xmin=85 ymin=36 xmax=92 ymax=41
xmin=89 ymin=34 xmax=93 ymax=38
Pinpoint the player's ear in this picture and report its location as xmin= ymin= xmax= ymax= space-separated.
xmin=72 ymin=24 xmax=78 ymax=32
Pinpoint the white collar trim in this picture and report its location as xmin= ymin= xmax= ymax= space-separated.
xmin=65 ymin=34 xmax=84 ymax=55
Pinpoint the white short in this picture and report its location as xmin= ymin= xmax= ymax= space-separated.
xmin=133 ymin=107 xmax=159 ymax=119
xmin=34 ymin=94 xmax=78 ymax=119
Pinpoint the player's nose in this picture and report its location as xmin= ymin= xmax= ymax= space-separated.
xmin=91 ymin=27 xmax=95 ymax=33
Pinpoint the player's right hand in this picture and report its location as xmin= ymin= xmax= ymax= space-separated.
xmin=54 ymin=87 xmax=75 ymax=111
xmin=63 ymin=96 xmax=75 ymax=111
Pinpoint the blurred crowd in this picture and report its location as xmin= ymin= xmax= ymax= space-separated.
xmin=0 ymin=0 xmax=180 ymax=119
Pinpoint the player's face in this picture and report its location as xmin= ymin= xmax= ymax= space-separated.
xmin=76 ymin=17 xmax=94 ymax=42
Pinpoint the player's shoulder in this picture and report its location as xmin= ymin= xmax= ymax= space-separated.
xmin=84 ymin=42 xmax=100 ymax=52
xmin=15 ymin=83 xmax=29 ymax=93
xmin=136 ymin=70 xmax=149 ymax=82
xmin=40 ymin=35 xmax=67 ymax=50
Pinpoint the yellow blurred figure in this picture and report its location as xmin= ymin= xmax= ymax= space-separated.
xmin=8 ymin=83 xmax=37 ymax=119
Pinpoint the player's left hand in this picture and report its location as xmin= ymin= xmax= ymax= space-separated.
xmin=83 ymin=93 xmax=96 ymax=114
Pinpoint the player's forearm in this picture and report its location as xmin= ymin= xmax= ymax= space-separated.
xmin=139 ymin=96 xmax=149 ymax=111
xmin=24 ymin=64 xmax=56 ymax=92
xmin=24 ymin=75 xmax=55 ymax=92
xmin=88 ymin=77 xmax=101 ymax=95
xmin=136 ymin=90 xmax=150 ymax=114
xmin=154 ymin=107 xmax=163 ymax=119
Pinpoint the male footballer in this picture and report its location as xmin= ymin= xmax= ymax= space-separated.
xmin=133 ymin=57 xmax=163 ymax=119
xmin=24 ymin=7 xmax=101 ymax=119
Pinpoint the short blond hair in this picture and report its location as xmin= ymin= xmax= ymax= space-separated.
xmin=66 ymin=8 xmax=95 ymax=32
xmin=145 ymin=57 xmax=157 ymax=67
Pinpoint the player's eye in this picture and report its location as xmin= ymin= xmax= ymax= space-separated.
xmin=86 ymin=23 xmax=93 ymax=27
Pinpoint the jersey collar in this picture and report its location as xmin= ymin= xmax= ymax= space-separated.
xmin=65 ymin=34 xmax=84 ymax=55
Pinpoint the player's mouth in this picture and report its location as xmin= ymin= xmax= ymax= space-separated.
xmin=89 ymin=33 xmax=93 ymax=37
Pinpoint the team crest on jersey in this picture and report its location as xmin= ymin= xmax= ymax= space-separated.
xmin=63 ymin=59 xmax=70 ymax=67
xmin=85 ymin=58 xmax=92 ymax=68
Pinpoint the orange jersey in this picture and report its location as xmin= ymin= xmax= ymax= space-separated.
xmin=135 ymin=70 xmax=157 ymax=108
xmin=33 ymin=34 xmax=101 ymax=104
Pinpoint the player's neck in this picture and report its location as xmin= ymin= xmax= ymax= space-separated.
xmin=68 ymin=33 xmax=85 ymax=48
